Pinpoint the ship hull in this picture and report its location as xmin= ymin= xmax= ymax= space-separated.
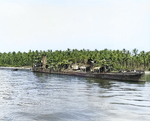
xmin=32 ymin=67 xmax=145 ymax=82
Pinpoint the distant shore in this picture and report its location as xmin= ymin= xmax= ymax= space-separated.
xmin=0 ymin=66 xmax=31 ymax=71
xmin=145 ymin=71 xmax=150 ymax=74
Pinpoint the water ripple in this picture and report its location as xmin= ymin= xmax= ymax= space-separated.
xmin=0 ymin=70 xmax=150 ymax=121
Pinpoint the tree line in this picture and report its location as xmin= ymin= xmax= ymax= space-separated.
xmin=0 ymin=48 xmax=150 ymax=71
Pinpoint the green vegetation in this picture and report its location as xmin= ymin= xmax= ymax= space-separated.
xmin=0 ymin=48 xmax=150 ymax=71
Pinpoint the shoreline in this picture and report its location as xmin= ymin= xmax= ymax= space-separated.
xmin=145 ymin=71 xmax=150 ymax=74
xmin=0 ymin=66 xmax=31 ymax=71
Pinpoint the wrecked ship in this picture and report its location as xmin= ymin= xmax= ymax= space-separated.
xmin=32 ymin=56 xmax=145 ymax=82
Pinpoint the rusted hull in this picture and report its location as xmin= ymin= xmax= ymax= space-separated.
xmin=32 ymin=67 xmax=145 ymax=82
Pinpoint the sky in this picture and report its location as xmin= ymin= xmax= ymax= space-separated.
xmin=0 ymin=0 xmax=150 ymax=53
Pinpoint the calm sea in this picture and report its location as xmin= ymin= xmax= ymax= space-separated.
xmin=0 ymin=69 xmax=150 ymax=121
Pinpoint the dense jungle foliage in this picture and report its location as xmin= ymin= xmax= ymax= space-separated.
xmin=0 ymin=48 xmax=150 ymax=71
